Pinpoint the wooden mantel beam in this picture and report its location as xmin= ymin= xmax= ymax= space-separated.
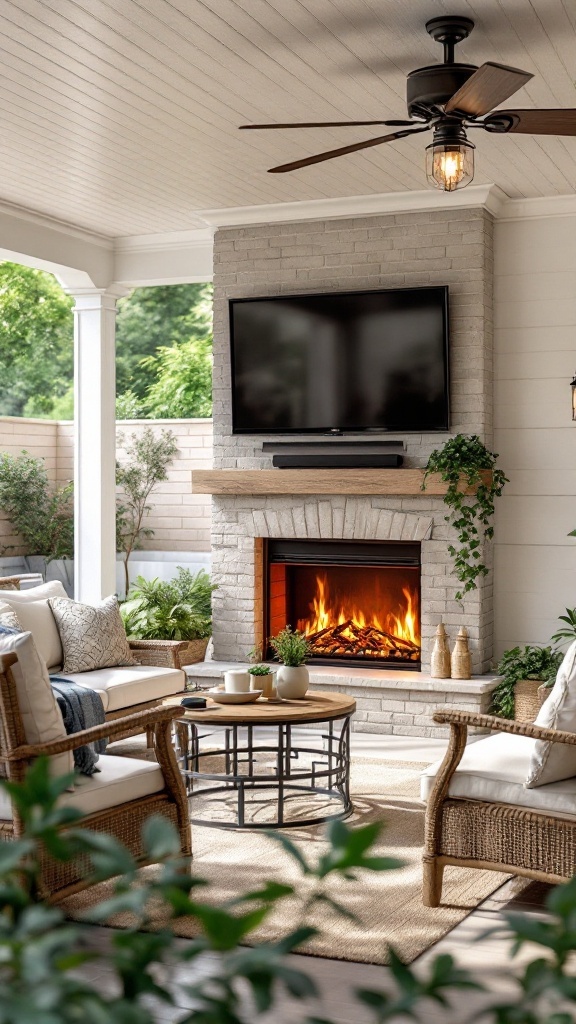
xmin=191 ymin=469 xmax=488 ymax=496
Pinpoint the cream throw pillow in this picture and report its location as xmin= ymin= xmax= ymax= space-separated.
xmin=48 ymin=595 xmax=137 ymax=674
xmin=0 ymin=580 xmax=67 ymax=671
xmin=0 ymin=629 xmax=73 ymax=780
xmin=525 ymin=640 xmax=576 ymax=788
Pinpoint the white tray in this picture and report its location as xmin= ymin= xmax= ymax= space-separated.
xmin=207 ymin=689 xmax=263 ymax=705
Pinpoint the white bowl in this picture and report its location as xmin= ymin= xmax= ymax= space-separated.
xmin=208 ymin=689 xmax=263 ymax=705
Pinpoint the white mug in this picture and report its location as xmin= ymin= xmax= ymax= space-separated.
xmin=224 ymin=669 xmax=251 ymax=693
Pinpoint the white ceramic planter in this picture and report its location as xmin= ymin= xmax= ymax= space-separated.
xmin=276 ymin=664 xmax=309 ymax=699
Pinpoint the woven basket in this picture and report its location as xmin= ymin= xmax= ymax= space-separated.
xmin=179 ymin=637 xmax=210 ymax=665
xmin=514 ymin=679 xmax=550 ymax=723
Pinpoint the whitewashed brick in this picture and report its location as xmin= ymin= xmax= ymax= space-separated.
xmin=304 ymin=502 xmax=320 ymax=538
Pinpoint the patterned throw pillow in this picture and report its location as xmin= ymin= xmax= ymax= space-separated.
xmin=0 ymin=607 xmax=23 ymax=631
xmin=48 ymin=595 xmax=138 ymax=674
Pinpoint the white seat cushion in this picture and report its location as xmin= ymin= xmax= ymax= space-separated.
xmin=0 ymin=754 xmax=165 ymax=820
xmin=420 ymin=732 xmax=576 ymax=822
xmin=62 ymin=664 xmax=185 ymax=712
xmin=0 ymin=580 xmax=67 ymax=671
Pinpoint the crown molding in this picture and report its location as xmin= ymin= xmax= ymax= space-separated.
xmin=0 ymin=197 xmax=112 ymax=248
xmin=196 ymin=184 xmax=507 ymax=228
xmin=114 ymin=226 xmax=214 ymax=254
xmin=497 ymin=193 xmax=576 ymax=222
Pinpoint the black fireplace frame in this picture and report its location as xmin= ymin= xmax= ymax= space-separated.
xmin=262 ymin=538 xmax=421 ymax=671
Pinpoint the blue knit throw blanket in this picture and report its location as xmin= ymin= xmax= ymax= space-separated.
xmin=0 ymin=623 xmax=106 ymax=776
xmin=49 ymin=675 xmax=106 ymax=776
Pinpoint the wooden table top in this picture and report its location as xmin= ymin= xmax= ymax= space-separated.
xmin=163 ymin=690 xmax=356 ymax=725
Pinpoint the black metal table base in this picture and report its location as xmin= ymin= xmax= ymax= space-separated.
xmin=173 ymin=714 xmax=353 ymax=830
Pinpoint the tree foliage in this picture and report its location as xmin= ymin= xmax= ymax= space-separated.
xmin=139 ymin=334 xmax=212 ymax=418
xmin=0 ymin=263 xmax=74 ymax=417
xmin=0 ymin=264 xmax=213 ymax=420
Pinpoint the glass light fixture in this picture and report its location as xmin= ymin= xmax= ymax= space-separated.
xmin=426 ymin=123 xmax=475 ymax=192
xmin=570 ymin=372 xmax=576 ymax=420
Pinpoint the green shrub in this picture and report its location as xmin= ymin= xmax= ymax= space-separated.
xmin=492 ymin=644 xmax=563 ymax=719
xmin=0 ymin=450 xmax=73 ymax=560
xmin=120 ymin=567 xmax=216 ymax=641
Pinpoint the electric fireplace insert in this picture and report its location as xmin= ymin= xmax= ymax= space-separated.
xmin=263 ymin=539 xmax=421 ymax=669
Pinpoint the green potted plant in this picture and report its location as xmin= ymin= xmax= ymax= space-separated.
xmin=492 ymin=645 xmax=563 ymax=721
xmin=248 ymin=662 xmax=274 ymax=698
xmin=269 ymin=625 xmax=312 ymax=699
xmin=551 ymin=607 xmax=576 ymax=647
xmin=120 ymin=566 xmax=217 ymax=663
xmin=0 ymin=450 xmax=74 ymax=594
xmin=422 ymin=434 xmax=508 ymax=602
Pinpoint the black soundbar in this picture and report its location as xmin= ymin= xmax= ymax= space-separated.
xmin=262 ymin=440 xmax=403 ymax=450
xmin=272 ymin=453 xmax=404 ymax=469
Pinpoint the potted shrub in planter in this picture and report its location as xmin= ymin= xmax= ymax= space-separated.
xmin=0 ymin=451 xmax=74 ymax=594
xmin=269 ymin=625 xmax=312 ymax=700
xmin=120 ymin=566 xmax=217 ymax=664
xmin=492 ymin=645 xmax=563 ymax=722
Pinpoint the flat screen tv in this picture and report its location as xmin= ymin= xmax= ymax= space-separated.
xmin=229 ymin=285 xmax=449 ymax=434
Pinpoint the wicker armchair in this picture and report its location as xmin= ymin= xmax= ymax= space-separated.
xmin=0 ymin=650 xmax=191 ymax=902
xmin=423 ymin=709 xmax=576 ymax=907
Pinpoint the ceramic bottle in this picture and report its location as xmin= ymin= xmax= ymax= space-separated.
xmin=430 ymin=622 xmax=451 ymax=679
xmin=451 ymin=626 xmax=472 ymax=680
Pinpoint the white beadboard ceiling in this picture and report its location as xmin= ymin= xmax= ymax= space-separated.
xmin=1 ymin=0 xmax=576 ymax=237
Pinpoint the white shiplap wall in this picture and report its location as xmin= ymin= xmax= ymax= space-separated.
xmin=494 ymin=215 xmax=576 ymax=658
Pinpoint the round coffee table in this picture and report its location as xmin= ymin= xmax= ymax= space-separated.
xmin=164 ymin=691 xmax=356 ymax=830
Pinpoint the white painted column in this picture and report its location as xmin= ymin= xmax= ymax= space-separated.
xmin=71 ymin=288 xmax=124 ymax=603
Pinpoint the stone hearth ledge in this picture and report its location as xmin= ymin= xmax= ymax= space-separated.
xmin=185 ymin=662 xmax=500 ymax=738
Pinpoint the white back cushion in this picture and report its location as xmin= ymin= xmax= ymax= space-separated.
xmin=526 ymin=640 xmax=576 ymax=788
xmin=0 ymin=630 xmax=72 ymax=778
xmin=0 ymin=581 xmax=67 ymax=670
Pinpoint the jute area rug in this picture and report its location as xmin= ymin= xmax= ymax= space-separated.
xmin=62 ymin=752 xmax=508 ymax=966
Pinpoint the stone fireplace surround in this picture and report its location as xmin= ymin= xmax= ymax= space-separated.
xmin=197 ymin=206 xmax=500 ymax=735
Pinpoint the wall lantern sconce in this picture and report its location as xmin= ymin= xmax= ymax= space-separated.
xmin=571 ymin=373 xmax=576 ymax=420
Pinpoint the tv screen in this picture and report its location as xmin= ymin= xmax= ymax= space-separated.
xmin=229 ymin=285 xmax=449 ymax=434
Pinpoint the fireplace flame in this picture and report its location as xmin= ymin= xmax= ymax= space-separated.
xmin=297 ymin=573 xmax=420 ymax=660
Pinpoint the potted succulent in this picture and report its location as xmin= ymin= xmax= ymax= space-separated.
xmin=269 ymin=625 xmax=312 ymax=700
xmin=492 ymin=645 xmax=563 ymax=722
xmin=120 ymin=567 xmax=217 ymax=664
xmin=248 ymin=662 xmax=274 ymax=698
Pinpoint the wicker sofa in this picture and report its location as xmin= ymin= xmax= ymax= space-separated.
xmin=0 ymin=581 xmax=188 ymax=728
xmin=421 ymin=708 xmax=576 ymax=906
xmin=0 ymin=647 xmax=190 ymax=901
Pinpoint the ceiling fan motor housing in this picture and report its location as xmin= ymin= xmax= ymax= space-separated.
xmin=407 ymin=64 xmax=477 ymax=119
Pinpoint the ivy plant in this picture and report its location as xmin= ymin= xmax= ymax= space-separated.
xmin=422 ymin=434 xmax=508 ymax=602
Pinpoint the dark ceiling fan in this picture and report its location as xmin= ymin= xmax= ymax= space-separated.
xmin=239 ymin=16 xmax=576 ymax=192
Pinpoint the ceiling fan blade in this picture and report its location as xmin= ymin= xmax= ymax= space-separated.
xmin=488 ymin=108 xmax=576 ymax=135
xmin=445 ymin=62 xmax=533 ymax=117
xmin=268 ymin=126 xmax=430 ymax=173
xmin=239 ymin=119 xmax=415 ymax=129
